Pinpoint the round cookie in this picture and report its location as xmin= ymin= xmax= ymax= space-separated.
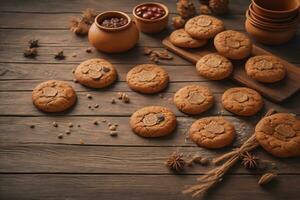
xmin=196 ymin=53 xmax=233 ymax=80
xmin=185 ymin=15 xmax=224 ymax=39
xmin=130 ymin=106 xmax=177 ymax=137
xmin=255 ymin=113 xmax=300 ymax=158
xmin=214 ymin=30 xmax=252 ymax=60
xmin=126 ymin=64 xmax=169 ymax=94
xmin=222 ymin=87 xmax=263 ymax=116
xmin=169 ymin=29 xmax=208 ymax=48
xmin=245 ymin=55 xmax=286 ymax=83
xmin=173 ymin=85 xmax=214 ymax=115
xmin=189 ymin=117 xmax=235 ymax=149
xmin=32 ymin=80 xmax=77 ymax=112
xmin=74 ymin=58 xmax=117 ymax=88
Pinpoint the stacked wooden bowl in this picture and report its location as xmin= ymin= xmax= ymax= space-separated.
xmin=245 ymin=0 xmax=300 ymax=45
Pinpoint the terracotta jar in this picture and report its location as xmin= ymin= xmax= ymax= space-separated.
xmin=88 ymin=11 xmax=139 ymax=53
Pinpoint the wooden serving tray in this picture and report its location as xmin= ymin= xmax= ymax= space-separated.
xmin=163 ymin=37 xmax=300 ymax=103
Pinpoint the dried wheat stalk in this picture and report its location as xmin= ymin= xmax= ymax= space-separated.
xmin=183 ymin=108 xmax=276 ymax=198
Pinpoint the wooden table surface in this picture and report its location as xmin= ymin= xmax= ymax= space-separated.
xmin=0 ymin=0 xmax=299 ymax=199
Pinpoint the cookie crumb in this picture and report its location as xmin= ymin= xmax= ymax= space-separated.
xmin=65 ymin=130 xmax=71 ymax=135
xmin=94 ymin=104 xmax=99 ymax=108
xmin=58 ymin=133 xmax=63 ymax=139
xmin=108 ymin=122 xmax=112 ymax=126
xmin=117 ymin=92 xmax=130 ymax=103
xmin=79 ymin=139 xmax=84 ymax=144
xmin=52 ymin=122 xmax=58 ymax=127
xmin=111 ymin=98 xmax=116 ymax=104
xmin=86 ymin=47 xmax=92 ymax=53
xmin=29 ymin=39 xmax=39 ymax=48
xmin=87 ymin=93 xmax=92 ymax=99
xmin=71 ymin=53 xmax=77 ymax=58
xmin=109 ymin=125 xmax=117 ymax=131
xmin=24 ymin=48 xmax=38 ymax=58
xmin=110 ymin=131 xmax=118 ymax=137
xmin=101 ymin=119 xmax=107 ymax=123
xmin=73 ymin=79 xmax=78 ymax=83
xmin=29 ymin=124 xmax=35 ymax=129
xmin=93 ymin=120 xmax=99 ymax=125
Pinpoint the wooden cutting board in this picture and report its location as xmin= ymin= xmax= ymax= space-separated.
xmin=163 ymin=37 xmax=300 ymax=103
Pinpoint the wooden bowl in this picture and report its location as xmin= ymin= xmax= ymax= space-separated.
xmin=252 ymin=0 xmax=300 ymax=19
xmin=245 ymin=19 xmax=297 ymax=45
xmin=247 ymin=9 xmax=299 ymax=29
xmin=249 ymin=3 xmax=298 ymax=23
xmin=132 ymin=2 xmax=169 ymax=34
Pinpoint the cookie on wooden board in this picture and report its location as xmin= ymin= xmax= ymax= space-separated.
xmin=189 ymin=117 xmax=236 ymax=149
xmin=130 ymin=106 xmax=177 ymax=137
xmin=185 ymin=15 xmax=225 ymax=39
xmin=126 ymin=64 xmax=169 ymax=94
xmin=255 ymin=113 xmax=300 ymax=158
xmin=196 ymin=53 xmax=233 ymax=80
xmin=245 ymin=55 xmax=286 ymax=83
xmin=32 ymin=80 xmax=77 ymax=112
xmin=169 ymin=29 xmax=208 ymax=48
xmin=214 ymin=30 xmax=252 ymax=60
xmin=74 ymin=58 xmax=117 ymax=88
xmin=173 ymin=85 xmax=214 ymax=115
xmin=221 ymin=87 xmax=263 ymax=116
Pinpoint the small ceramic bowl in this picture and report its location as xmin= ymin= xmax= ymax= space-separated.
xmin=132 ymin=2 xmax=169 ymax=33
xmin=252 ymin=0 xmax=300 ymax=19
xmin=245 ymin=19 xmax=297 ymax=45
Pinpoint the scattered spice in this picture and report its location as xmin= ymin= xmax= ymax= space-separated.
xmin=101 ymin=119 xmax=107 ymax=123
xmin=30 ymin=125 xmax=35 ymax=129
xmin=110 ymin=131 xmax=118 ymax=137
xmin=52 ymin=122 xmax=58 ymax=127
xmin=188 ymin=155 xmax=210 ymax=166
xmin=144 ymin=47 xmax=173 ymax=63
xmin=65 ymin=130 xmax=71 ymax=135
xmin=258 ymin=173 xmax=277 ymax=186
xmin=73 ymin=79 xmax=78 ymax=83
xmin=108 ymin=122 xmax=112 ymax=126
xmin=71 ymin=53 xmax=77 ymax=57
xmin=240 ymin=151 xmax=258 ymax=169
xmin=93 ymin=120 xmax=99 ymax=125
xmin=94 ymin=104 xmax=99 ymax=108
xmin=29 ymin=39 xmax=39 ymax=48
xmin=77 ymin=124 xmax=81 ymax=127
xmin=166 ymin=152 xmax=185 ymax=172
xmin=72 ymin=68 xmax=76 ymax=73
xmin=87 ymin=93 xmax=92 ymax=99
xmin=79 ymin=139 xmax=85 ymax=144
xmin=58 ymin=133 xmax=63 ymax=139
xmin=24 ymin=48 xmax=38 ymax=58
xmin=86 ymin=47 xmax=92 ymax=53
xmin=54 ymin=50 xmax=65 ymax=60
xmin=109 ymin=125 xmax=117 ymax=131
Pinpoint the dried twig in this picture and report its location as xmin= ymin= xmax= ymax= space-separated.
xmin=183 ymin=108 xmax=276 ymax=198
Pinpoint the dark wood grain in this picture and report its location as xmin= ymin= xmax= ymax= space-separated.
xmin=163 ymin=37 xmax=300 ymax=102
xmin=0 ymin=144 xmax=300 ymax=174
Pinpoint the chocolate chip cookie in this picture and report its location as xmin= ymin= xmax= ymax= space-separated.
xmin=126 ymin=64 xmax=169 ymax=94
xmin=245 ymin=55 xmax=286 ymax=83
xmin=74 ymin=58 xmax=117 ymax=88
xmin=255 ymin=113 xmax=300 ymax=158
xmin=196 ymin=53 xmax=233 ymax=80
xmin=222 ymin=87 xmax=263 ymax=116
xmin=189 ymin=117 xmax=235 ymax=149
xmin=32 ymin=80 xmax=77 ymax=112
xmin=173 ymin=85 xmax=214 ymax=115
xmin=130 ymin=106 xmax=177 ymax=137
xmin=214 ymin=30 xmax=252 ymax=60
xmin=169 ymin=29 xmax=208 ymax=48
xmin=185 ymin=15 xmax=225 ymax=39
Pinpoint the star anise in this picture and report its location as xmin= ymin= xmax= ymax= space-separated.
xmin=29 ymin=39 xmax=39 ymax=48
xmin=240 ymin=151 xmax=258 ymax=169
xmin=54 ymin=50 xmax=65 ymax=60
xmin=166 ymin=152 xmax=185 ymax=172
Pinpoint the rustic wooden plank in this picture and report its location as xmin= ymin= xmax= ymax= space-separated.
xmin=0 ymin=144 xmax=300 ymax=174
xmin=0 ymin=174 xmax=299 ymax=200
xmin=0 ymin=80 xmax=236 ymax=93
xmin=0 ymin=91 xmax=298 ymax=116
xmin=0 ymin=0 xmax=250 ymax=14
xmin=0 ymin=116 xmax=256 ymax=147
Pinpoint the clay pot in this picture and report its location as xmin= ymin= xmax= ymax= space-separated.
xmin=245 ymin=19 xmax=297 ymax=45
xmin=132 ymin=2 xmax=169 ymax=33
xmin=88 ymin=11 xmax=139 ymax=53
xmin=252 ymin=0 xmax=300 ymax=19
